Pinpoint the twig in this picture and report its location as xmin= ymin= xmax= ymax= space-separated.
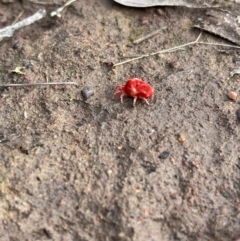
xmin=114 ymin=33 xmax=202 ymax=67
xmin=0 ymin=9 xmax=46 ymax=42
xmin=12 ymin=11 xmax=24 ymax=25
xmin=25 ymin=0 xmax=57 ymax=6
xmin=197 ymin=41 xmax=240 ymax=48
xmin=119 ymin=55 xmax=144 ymax=59
xmin=113 ymin=33 xmax=240 ymax=67
xmin=0 ymin=82 xmax=78 ymax=88
xmin=133 ymin=27 xmax=167 ymax=44
xmin=50 ymin=0 xmax=78 ymax=17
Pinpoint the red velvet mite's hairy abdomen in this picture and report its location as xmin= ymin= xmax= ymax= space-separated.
xmin=124 ymin=79 xmax=153 ymax=98
xmin=112 ymin=78 xmax=154 ymax=106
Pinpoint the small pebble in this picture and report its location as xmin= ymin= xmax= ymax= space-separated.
xmin=81 ymin=86 xmax=94 ymax=100
xmin=236 ymin=108 xmax=240 ymax=122
xmin=12 ymin=41 xmax=22 ymax=50
xmin=23 ymin=59 xmax=35 ymax=69
xmin=107 ymin=169 xmax=112 ymax=176
xmin=159 ymin=151 xmax=170 ymax=159
xmin=168 ymin=61 xmax=177 ymax=69
xmin=177 ymin=133 xmax=186 ymax=143
xmin=139 ymin=16 xmax=148 ymax=25
xmin=155 ymin=8 xmax=165 ymax=16
xmin=227 ymin=91 xmax=237 ymax=101
xmin=118 ymin=232 xmax=125 ymax=238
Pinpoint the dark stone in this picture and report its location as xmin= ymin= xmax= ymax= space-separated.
xmin=159 ymin=151 xmax=170 ymax=159
xmin=81 ymin=86 xmax=94 ymax=100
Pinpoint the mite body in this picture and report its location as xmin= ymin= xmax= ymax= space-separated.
xmin=112 ymin=78 xmax=154 ymax=106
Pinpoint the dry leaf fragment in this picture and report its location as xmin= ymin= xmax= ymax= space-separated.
xmin=230 ymin=68 xmax=240 ymax=77
xmin=113 ymin=0 xmax=220 ymax=8
xmin=194 ymin=10 xmax=240 ymax=46
xmin=10 ymin=66 xmax=25 ymax=75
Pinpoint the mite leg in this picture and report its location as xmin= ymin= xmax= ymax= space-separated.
xmin=144 ymin=99 xmax=149 ymax=105
xmin=120 ymin=93 xmax=125 ymax=103
xmin=112 ymin=90 xmax=122 ymax=99
xmin=133 ymin=97 xmax=138 ymax=106
xmin=141 ymin=98 xmax=149 ymax=105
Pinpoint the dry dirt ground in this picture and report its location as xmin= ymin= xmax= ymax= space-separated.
xmin=0 ymin=0 xmax=240 ymax=240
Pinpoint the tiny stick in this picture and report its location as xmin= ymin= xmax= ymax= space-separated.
xmin=133 ymin=27 xmax=167 ymax=44
xmin=0 ymin=82 xmax=78 ymax=87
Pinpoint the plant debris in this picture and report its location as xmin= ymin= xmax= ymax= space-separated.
xmin=10 ymin=66 xmax=25 ymax=75
xmin=194 ymin=10 xmax=240 ymax=46
xmin=133 ymin=27 xmax=167 ymax=44
xmin=230 ymin=68 xmax=240 ymax=77
xmin=113 ymin=33 xmax=240 ymax=67
xmin=113 ymin=0 xmax=222 ymax=8
xmin=50 ymin=0 xmax=78 ymax=17
xmin=0 ymin=9 xmax=46 ymax=42
xmin=0 ymin=82 xmax=78 ymax=88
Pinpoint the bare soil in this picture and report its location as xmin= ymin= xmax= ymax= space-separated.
xmin=0 ymin=1 xmax=240 ymax=241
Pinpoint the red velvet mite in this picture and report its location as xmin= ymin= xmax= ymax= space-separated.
xmin=112 ymin=78 xmax=154 ymax=106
